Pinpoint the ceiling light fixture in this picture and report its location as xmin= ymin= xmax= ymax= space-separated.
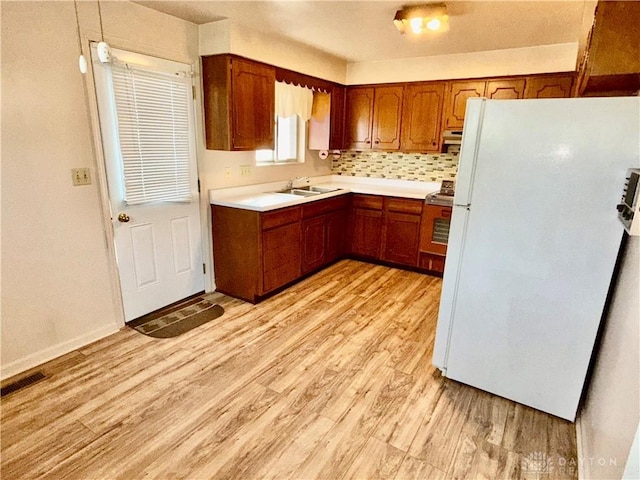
xmin=394 ymin=3 xmax=449 ymax=35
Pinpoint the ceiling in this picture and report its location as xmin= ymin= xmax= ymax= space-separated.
xmin=134 ymin=1 xmax=589 ymax=63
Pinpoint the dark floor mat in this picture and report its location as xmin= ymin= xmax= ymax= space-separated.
xmin=131 ymin=304 xmax=224 ymax=338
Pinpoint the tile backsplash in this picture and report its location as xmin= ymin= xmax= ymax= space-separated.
xmin=331 ymin=151 xmax=459 ymax=182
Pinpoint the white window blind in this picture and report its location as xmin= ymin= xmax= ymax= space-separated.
xmin=110 ymin=63 xmax=193 ymax=205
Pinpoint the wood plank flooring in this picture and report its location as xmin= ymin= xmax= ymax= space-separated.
xmin=0 ymin=260 xmax=578 ymax=480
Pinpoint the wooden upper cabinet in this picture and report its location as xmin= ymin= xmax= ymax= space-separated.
xmin=202 ymin=55 xmax=275 ymax=151
xmin=401 ymin=82 xmax=445 ymax=152
xmin=524 ymin=75 xmax=574 ymax=99
xmin=371 ymin=86 xmax=404 ymax=150
xmin=577 ymin=1 xmax=640 ymax=95
xmin=329 ymin=86 xmax=346 ymax=150
xmin=443 ymin=81 xmax=486 ymax=130
xmin=231 ymin=58 xmax=275 ymax=150
xmin=345 ymin=85 xmax=403 ymax=150
xmin=345 ymin=87 xmax=375 ymax=149
xmin=486 ymin=79 xmax=525 ymax=99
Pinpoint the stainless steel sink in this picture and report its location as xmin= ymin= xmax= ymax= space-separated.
xmin=308 ymin=186 xmax=340 ymax=193
xmin=273 ymin=185 xmax=341 ymax=196
xmin=276 ymin=188 xmax=321 ymax=197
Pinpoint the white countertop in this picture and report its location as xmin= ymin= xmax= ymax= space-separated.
xmin=209 ymin=175 xmax=441 ymax=212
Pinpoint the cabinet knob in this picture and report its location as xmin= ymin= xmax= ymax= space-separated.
xmin=374 ymin=140 xmax=379 ymax=144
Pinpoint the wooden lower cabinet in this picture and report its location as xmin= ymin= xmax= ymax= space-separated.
xmin=211 ymin=205 xmax=301 ymax=303
xmin=263 ymin=220 xmax=301 ymax=293
xmin=326 ymin=209 xmax=348 ymax=263
xmin=349 ymin=194 xmax=384 ymax=259
xmin=350 ymin=208 xmax=383 ymax=259
xmin=383 ymin=211 xmax=421 ymax=265
xmin=382 ymin=197 xmax=423 ymax=267
xmin=212 ymin=196 xmax=352 ymax=302
xmin=213 ymin=193 xmax=449 ymax=302
xmin=302 ymin=195 xmax=350 ymax=274
xmin=349 ymin=195 xmax=423 ymax=268
xmin=301 ymin=216 xmax=327 ymax=274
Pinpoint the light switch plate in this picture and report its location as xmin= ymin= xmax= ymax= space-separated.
xmin=240 ymin=165 xmax=252 ymax=176
xmin=71 ymin=168 xmax=91 ymax=186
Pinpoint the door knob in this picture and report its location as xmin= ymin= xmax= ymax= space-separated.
xmin=117 ymin=213 xmax=130 ymax=223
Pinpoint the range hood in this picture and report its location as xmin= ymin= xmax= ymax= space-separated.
xmin=442 ymin=130 xmax=463 ymax=145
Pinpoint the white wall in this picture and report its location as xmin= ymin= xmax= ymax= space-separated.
xmin=346 ymin=43 xmax=579 ymax=85
xmin=0 ymin=1 xmax=199 ymax=379
xmin=196 ymin=18 xmax=344 ymax=192
xmin=578 ymin=237 xmax=640 ymax=480
xmin=199 ymin=19 xmax=347 ymax=84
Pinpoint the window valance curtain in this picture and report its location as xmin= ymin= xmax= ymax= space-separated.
xmin=275 ymin=81 xmax=314 ymax=121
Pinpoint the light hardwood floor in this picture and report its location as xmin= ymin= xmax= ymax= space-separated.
xmin=1 ymin=260 xmax=577 ymax=480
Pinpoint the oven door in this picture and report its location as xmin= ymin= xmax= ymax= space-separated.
xmin=420 ymin=204 xmax=452 ymax=256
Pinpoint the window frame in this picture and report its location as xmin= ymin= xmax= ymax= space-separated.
xmin=256 ymin=114 xmax=307 ymax=166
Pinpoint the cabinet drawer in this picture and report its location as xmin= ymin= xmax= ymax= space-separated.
xmin=263 ymin=260 xmax=300 ymax=293
xmin=351 ymin=194 xmax=383 ymax=210
xmin=302 ymin=194 xmax=349 ymax=218
xmin=261 ymin=206 xmax=301 ymax=230
xmin=385 ymin=197 xmax=424 ymax=215
xmin=262 ymin=222 xmax=300 ymax=256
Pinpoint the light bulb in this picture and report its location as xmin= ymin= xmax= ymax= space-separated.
xmin=427 ymin=18 xmax=441 ymax=31
xmin=409 ymin=17 xmax=423 ymax=34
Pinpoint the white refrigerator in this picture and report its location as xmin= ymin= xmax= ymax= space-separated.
xmin=432 ymin=97 xmax=640 ymax=421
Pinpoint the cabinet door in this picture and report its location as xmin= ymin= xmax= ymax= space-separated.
xmin=329 ymin=85 xmax=346 ymax=150
xmin=262 ymin=222 xmax=301 ymax=293
xmin=486 ymin=79 xmax=525 ymax=99
xmin=577 ymin=1 xmax=640 ymax=95
xmin=301 ymin=216 xmax=327 ymax=274
xmin=351 ymin=208 xmax=383 ymax=259
xmin=231 ymin=58 xmax=275 ymax=150
xmin=443 ymin=81 xmax=486 ymax=130
xmin=383 ymin=212 xmax=421 ymax=266
xmin=372 ymin=85 xmax=404 ymax=150
xmin=345 ymin=87 xmax=375 ymax=149
xmin=401 ymin=82 xmax=445 ymax=152
xmin=524 ymin=75 xmax=574 ymax=98
xmin=326 ymin=209 xmax=347 ymax=263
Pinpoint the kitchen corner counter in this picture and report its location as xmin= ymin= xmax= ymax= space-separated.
xmin=209 ymin=175 xmax=441 ymax=212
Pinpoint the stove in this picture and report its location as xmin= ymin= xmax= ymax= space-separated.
xmin=425 ymin=180 xmax=455 ymax=206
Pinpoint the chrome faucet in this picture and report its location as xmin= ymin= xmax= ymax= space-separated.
xmin=292 ymin=176 xmax=309 ymax=188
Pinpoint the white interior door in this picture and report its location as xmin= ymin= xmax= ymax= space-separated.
xmin=92 ymin=46 xmax=203 ymax=322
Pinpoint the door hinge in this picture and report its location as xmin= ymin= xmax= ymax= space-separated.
xmin=192 ymin=85 xmax=196 ymax=100
xmin=203 ymin=263 xmax=206 ymax=274
xmin=197 ymin=179 xmax=201 ymax=193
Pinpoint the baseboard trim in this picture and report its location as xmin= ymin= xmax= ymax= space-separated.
xmin=0 ymin=324 xmax=120 ymax=381
xmin=576 ymin=414 xmax=587 ymax=480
